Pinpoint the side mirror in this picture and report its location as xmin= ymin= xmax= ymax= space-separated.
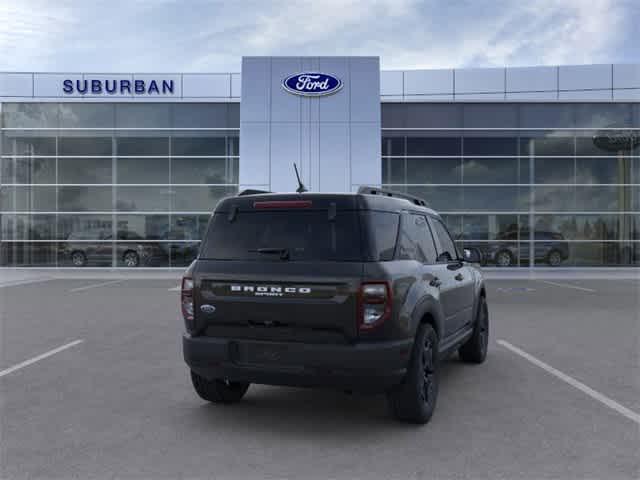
xmin=463 ymin=247 xmax=482 ymax=264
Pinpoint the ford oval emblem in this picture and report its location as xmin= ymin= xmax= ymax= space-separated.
xmin=282 ymin=72 xmax=343 ymax=97
xmin=200 ymin=304 xmax=216 ymax=314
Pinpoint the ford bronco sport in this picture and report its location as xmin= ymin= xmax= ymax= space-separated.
xmin=182 ymin=187 xmax=488 ymax=424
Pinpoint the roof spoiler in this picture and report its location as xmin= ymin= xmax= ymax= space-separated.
xmin=357 ymin=186 xmax=429 ymax=207
xmin=238 ymin=189 xmax=272 ymax=196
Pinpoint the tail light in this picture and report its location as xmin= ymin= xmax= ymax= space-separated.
xmin=181 ymin=276 xmax=195 ymax=330
xmin=357 ymin=282 xmax=392 ymax=331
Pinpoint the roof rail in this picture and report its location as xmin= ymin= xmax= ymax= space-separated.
xmin=238 ymin=189 xmax=271 ymax=196
xmin=357 ymin=186 xmax=429 ymax=207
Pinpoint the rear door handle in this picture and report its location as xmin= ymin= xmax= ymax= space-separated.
xmin=454 ymin=273 xmax=464 ymax=281
xmin=429 ymin=277 xmax=442 ymax=288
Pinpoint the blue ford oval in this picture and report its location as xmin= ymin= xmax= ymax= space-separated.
xmin=282 ymin=72 xmax=343 ymax=96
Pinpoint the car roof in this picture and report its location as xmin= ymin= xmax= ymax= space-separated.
xmin=215 ymin=191 xmax=440 ymax=217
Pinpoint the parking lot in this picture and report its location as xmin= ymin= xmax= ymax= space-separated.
xmin=0 ymin=273 xmax=638 ymax=479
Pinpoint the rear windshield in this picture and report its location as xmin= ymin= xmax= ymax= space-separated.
xmin=201 ymin=210 xmax=362 ymax=261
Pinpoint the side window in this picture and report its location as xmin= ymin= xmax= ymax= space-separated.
xmin=396 ymin=214 xmax=437 ymax=263
xmin=431 ymin=218 xmax=458 ymax=262
xmin=361 ymin=211 xmax=400 ymax=261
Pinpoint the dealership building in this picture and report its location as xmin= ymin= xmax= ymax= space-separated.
xmin=0 ymin=57 xmax=638 ymax=268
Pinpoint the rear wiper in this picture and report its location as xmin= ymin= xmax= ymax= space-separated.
xmin=248 ymin=247 xmax=290 ymax=260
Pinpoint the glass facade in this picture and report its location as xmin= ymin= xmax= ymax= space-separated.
xmin=0 ymin=103 xmax=239 ymax=267
xmin=1 ymin=101 xmax=639 ymax=268
xmin=382 ymin=103 xmax=640 ymax=267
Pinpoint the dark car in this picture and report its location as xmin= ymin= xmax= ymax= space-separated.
xmin=181 ymin=187 xmax=488 ymax=424
xmin=465 ymin=230 xmax=570 ymax=267
xmin=62 ymin=230 xmax=164 ymax=267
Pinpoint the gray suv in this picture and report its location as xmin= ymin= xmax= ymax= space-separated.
xmin=182 ymin=187 xmax=488 ymax=424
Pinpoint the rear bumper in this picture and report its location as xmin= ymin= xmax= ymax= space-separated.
xmin=183 ymin=334 xmax=413 ymax=392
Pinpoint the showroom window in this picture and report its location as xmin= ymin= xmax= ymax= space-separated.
xmin=382 ymin=102 xmax=640 ymax=267
xmin=0 ymin=102 xmax=239 ymax=267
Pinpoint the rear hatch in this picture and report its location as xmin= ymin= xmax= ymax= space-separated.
xmin=192 ymin=195 xmax=365 ymax=343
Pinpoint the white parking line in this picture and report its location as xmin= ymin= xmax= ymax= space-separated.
xmin=0 ymin=277 xmax=55 ymax=289
xmin=68 ymin=280 xmax=123 ymax=292
xmin=540 ymin=280 xmax=596 ymax=293
xmin=0 ymin=340 xmax=84 ymax=378
xmin=168 ymin=286 xmax=180 ymax=291
xmin=497 ymin=339 xmax=640 ymax=425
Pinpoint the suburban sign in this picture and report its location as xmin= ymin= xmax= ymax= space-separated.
xmin=282 ymin=72 xmax=343 ymax=97
xmin=62 ymin=78 xmax=175 ymax=95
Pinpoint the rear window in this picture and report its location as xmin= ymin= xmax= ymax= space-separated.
xmin=201 ymin=210 xmax=362 ymax=261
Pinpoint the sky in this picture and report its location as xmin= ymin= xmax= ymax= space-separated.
xmin=0 ymin=0 xmax=638 ymax=73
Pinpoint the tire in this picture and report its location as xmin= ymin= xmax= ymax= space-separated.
xmin=122 ymin=250 xmax=140 ymax=267
xmin=547 ymin=250 xmax=563 ymax=267
xmin=387 ymin=324 xmax=439 ymax=424
xmin=71 ymin=251 xmax=87 ymax=267
xmin=459 ymin=295 xmax=489 ymax=364
xmin=190 ymin=371 xmax=250 ymax=404
xmin=494 ymin=250 xmax=513 ymax=267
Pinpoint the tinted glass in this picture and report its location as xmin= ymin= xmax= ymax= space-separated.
xmin=382 ymin=157 xmax=406 ymax=184
xmin=431 ymin=218 xmax=458 ymax=261
xmin=1 ymin=242 xmax=59 ymax=266
xmin=58 ymin=137 xmax=112 ymax=156
xmin=172 ymin=186 xmax=236 ymax=212
xmin=574 ymin=104 xmax=633 ymax=128
xmin=167 ymin=215 xmax=210 ymax=240
xmin=59 ymin=104 xmax=115 ymax=128
xmin=360 ymin=211 xmax=399 ymax=261
xmin=115 ymin=215 xmax=169 ymax=240
xmin=1 ymin=214 xmax=55 ymax=240
xmin=58 ymin=158 xmax=112 ymax=184
xmin=520 ymin=136 xmax=574 ymax=157
xmin=0 ymin=186 xmax=56 ymax=212
xmin=171 ymin=158 xmax=231 ymax=184
xmin=396 ymin=214 xmax=437 ymax=263
xmin=117 ymin=137 xmax=168 ymax=156
xmin=2 ymin=135 xmax=56 ymax=155
xmin=57 ymin=214 xmax=113 ymax=240
xmin=1 ymin=157 xmax=56 ymax=184
xmin=2 ymin=103 xmax=59 ymax=128
xmin=535 ymin=158 xmax=574 ymax=184
xmin=462 ymin=158 xmax=518 ymax=184
xmin=575 ymin=157 xmax=623 ymax=184
xmin=534 ymin=186 xmax=575 ymax=211
xmin=172 ymin=137 xmax=226 ymax=156
xmin=58 ymin=187 xmax=113 ymax=211
xmin=201 ymin=211 xmax=361 ymax=261
xmin=172 ymin=104 xmax=231 ymax=128
xmin=463 ymin=105 xmax=518 ymax=128
xmin=462 ymin=214 xmax=520 ymax=240
xmin=116 ymin=187 xmax=171 ymax=212
xmin=406 ymin=137 xmax=461 ymax=156
xmin=116 ymin=157 xmax=170 ymax=184
xmin=406 ymin=158 xmax=461 ymax=184
xmin=115 ymin=104 xmax=170 ymax=128
xmin=463 ymin=137 xmax=518 ymax=156
xmin=405 ymin=186 xmax=463 ymax=211
xmin=462 ymin=186 xmax=527 ymax=211
xmin=381 ymin=137 xmax=404 ymax=156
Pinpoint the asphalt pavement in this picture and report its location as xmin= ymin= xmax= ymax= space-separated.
xmin=0 ymin=275 xmax=638 ymax=479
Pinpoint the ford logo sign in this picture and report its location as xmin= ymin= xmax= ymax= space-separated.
xmin=282 ymin=72 xmax=343 ymax=97
xmin=200 ymin=304 xmax=216 ymax=314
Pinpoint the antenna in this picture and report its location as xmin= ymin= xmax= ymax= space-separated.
xmin=293 ymin=163 xmax=308 ymax=193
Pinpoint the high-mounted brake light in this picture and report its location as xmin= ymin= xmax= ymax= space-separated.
xmin=181 ymin=276 xmax=195 ymax=329
xmin=253 ymin=200 xmax=313 ymax=209
xmin=357 ymin=282 xmax=392 ymax=331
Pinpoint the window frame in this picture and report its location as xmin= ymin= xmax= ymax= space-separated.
xmin=428 ymin=215 xmax=460 ymax=263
